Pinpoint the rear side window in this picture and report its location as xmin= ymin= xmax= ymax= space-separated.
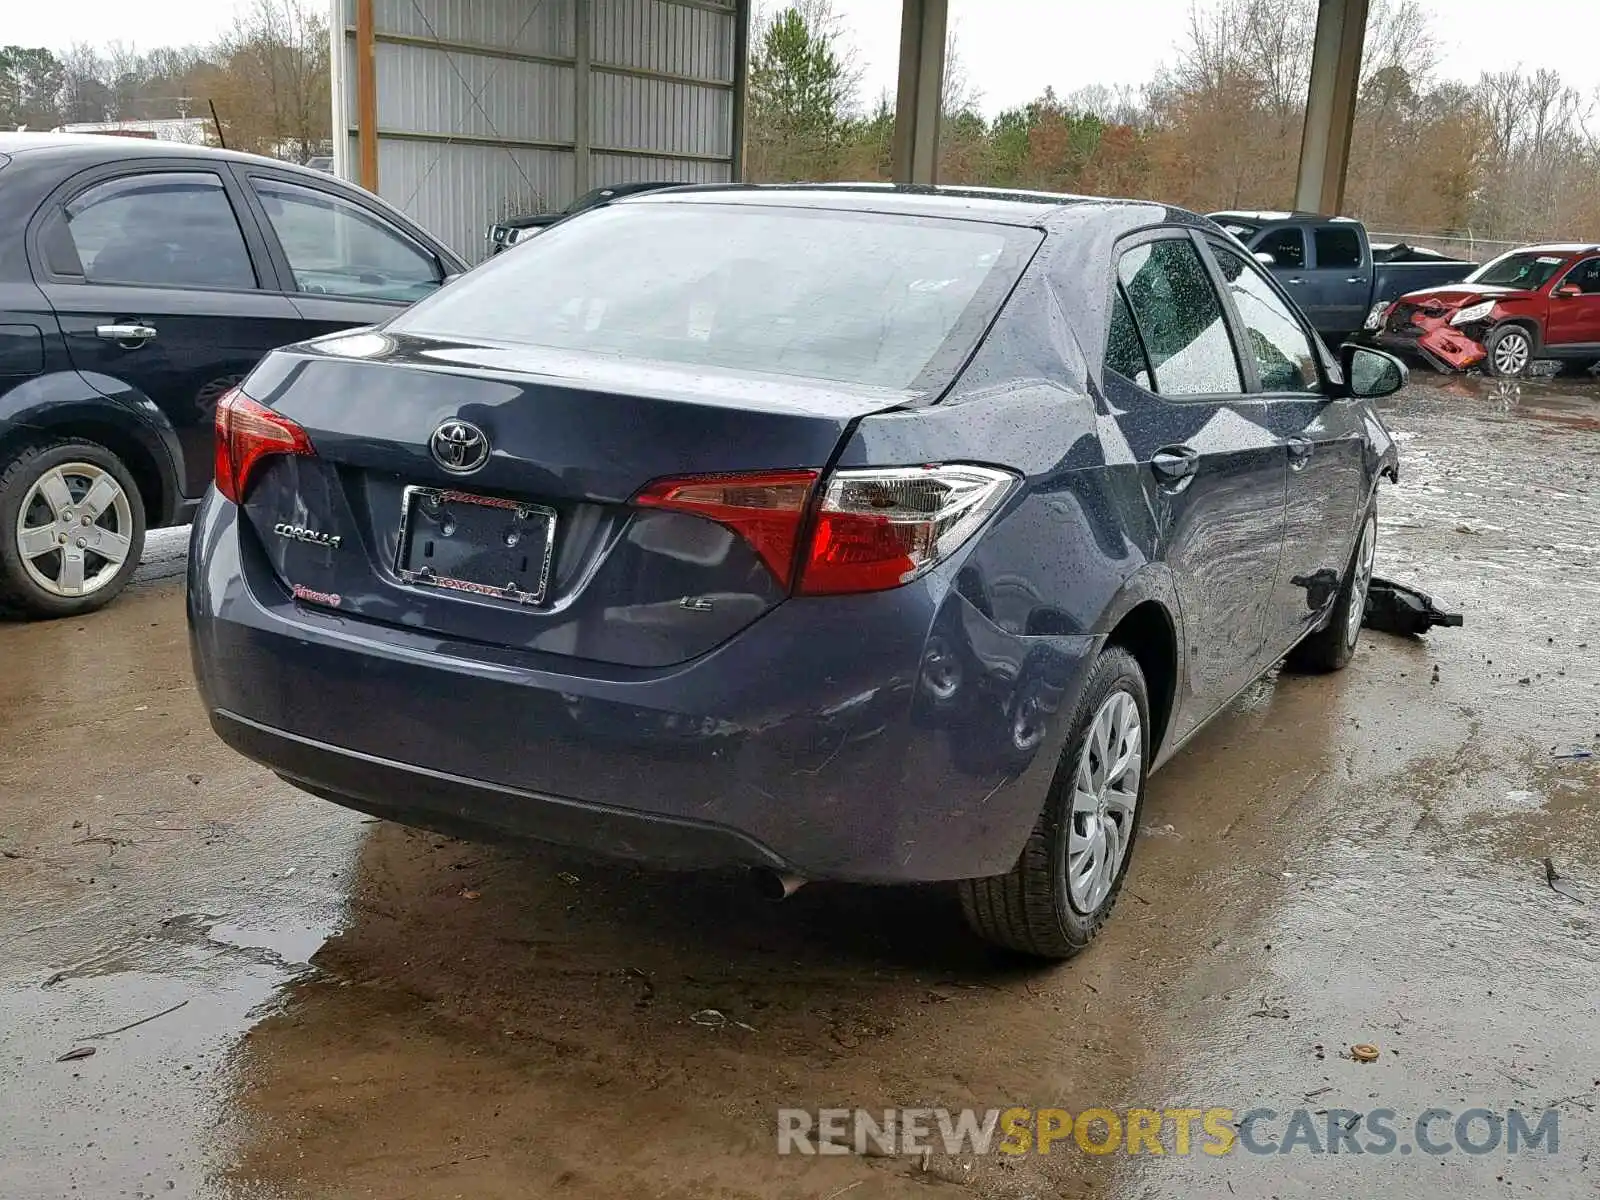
xmin=1117 ymin=239 xmax=1242 ymax=396
xmin=1255 ymin=227 xmax=1305 ymax=269
xmin=61 ymin=171 xmax=255 ymax=290
xmin=253 ymin=177 xmax=443 ymax=302
xmin=1314 ymin=226 xmax=1363 ymax=269
xmin=1560 ymin=258 xmax=1600 ymax=294
xmin=390 ymin=204 xmax=1041 ymax=392
xmin=1105 ymin=288 xmax=1152 ymax=389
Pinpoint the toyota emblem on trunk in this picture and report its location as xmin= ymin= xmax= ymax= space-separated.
xmin=430 ymin=419 xmax=489 ymax=474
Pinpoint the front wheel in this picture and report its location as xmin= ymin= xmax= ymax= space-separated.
xmin=0 ymin=440 xmax=146 ymax=618
xmin=1287 ymin=504 xmax=1376 ymax=673
xmin=1484 ymin=325 xmax=1534 ymax=378
xmin=958 ymin=646 xmax=1148 ymax=960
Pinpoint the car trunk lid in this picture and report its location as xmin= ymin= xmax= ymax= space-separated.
xmin=232 ymin=333 xmax=911 ymax=668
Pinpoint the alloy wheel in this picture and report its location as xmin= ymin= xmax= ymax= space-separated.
xmin=1066 ymin=690 xmax=1142 ymax=912
xmin=15 ymin=463 xmax=135 ymax=597
xmin=1345 ymin=514 xmax=1376 ymax=648
xmin=1494 ymin=331 xmax=1531 ymax=376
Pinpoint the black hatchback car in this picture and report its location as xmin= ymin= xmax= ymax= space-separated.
xmin=0 ymin=134 xmax=466 ymax=617
xmin=190 ymin=185 xmax=1406 ymax=959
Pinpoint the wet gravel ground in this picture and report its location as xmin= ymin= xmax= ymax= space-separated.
xmin=2 ymin=373 xmax=1598 ymax=1199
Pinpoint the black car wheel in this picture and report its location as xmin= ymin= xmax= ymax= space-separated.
xmin=0 ymin=440 xmax=146 ymax=619
xmin=1484 ymin=325 xmax=1534 ymax=377
xmin=958 ymin=646 xmax=1148 ymax=959
xmin=1286 ymin=502 xmax=1376 ymax=673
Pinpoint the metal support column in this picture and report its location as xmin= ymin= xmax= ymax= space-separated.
xmin=731 ymin=0 xmax=752 ymax=181
xmin=1294 ymin=0 xmax=1369 ymax=215
xmin=891 ymin=0 xmax=947 ymax=187
xmin=573 ymin=0 xmax=592 ymax=197
xmin=355 ymin=0 xmax=379 ymax=191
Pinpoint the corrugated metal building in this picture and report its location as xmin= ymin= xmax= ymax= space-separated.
xmin=330 ymin=0 xmax=749 ymax=262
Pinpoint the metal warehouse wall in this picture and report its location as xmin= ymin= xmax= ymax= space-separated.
xmin=331 ymin=0 xmax=748 ymax=261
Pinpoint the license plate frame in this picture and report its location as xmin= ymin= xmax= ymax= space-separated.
xmin=394 ymin=485 xmax=557 ymax=606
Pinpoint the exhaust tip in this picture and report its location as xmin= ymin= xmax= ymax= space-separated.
xmin=754 ymin=870 xmax=807 ymax=901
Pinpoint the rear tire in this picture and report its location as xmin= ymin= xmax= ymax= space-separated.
xmin=0 ymin=440 xmax=146 ymax=619
xmin=1484 ymin=325 xmax=1534 ymax=378
xmin=1286 ymin=503 xmax=1376 ymax=673
xmin=958 ymin=646 xmax=1149 ymax=960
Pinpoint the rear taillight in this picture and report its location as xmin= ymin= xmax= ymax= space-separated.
xmin=634 ymin=470 xmax=820 ymax=589
xmin=214 ymin=387 xmax=315 ymax=504
xmin=632 ymin=464 xmax=1015 ymax=597
xmin=797 ymin=465 xmax=1016 ymax=595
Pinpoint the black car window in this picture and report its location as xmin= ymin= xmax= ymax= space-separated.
xmin=1105 ymin=286 xmax=1152 ymax=389
xmin=1117 ymin=239 xmax=1243 ymax=396
xmin=1560 ymin=258 xmax=1600 ymax=294
xmin=62 ymin=171 xmax=256 ymax=290
xmin=1314 ymin=225 xmax=1363 ymax=269
xmin=252 ymin=177 xmax=442 ymax=303
xmin=1212 ymin=245 xmax=1321 ymax=394
xmin=391 ymin=205 xmax=1041 ymax=394
xmin=1254 ymin=227 xmax=1305 ymax=269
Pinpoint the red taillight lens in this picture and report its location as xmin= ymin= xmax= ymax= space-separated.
xmin=214 ymin=387 xmax=315 ymax=504
xmin=797 ymin=465 xmax=1017 ymax=596
xmin=633 ymin=470 xmax=819 ymax=589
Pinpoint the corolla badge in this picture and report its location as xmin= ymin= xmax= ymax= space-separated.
xmin=430 ymin=418 xmax=490 ymax=474
xmin=274 ymin=522 xmax=341 ymax=549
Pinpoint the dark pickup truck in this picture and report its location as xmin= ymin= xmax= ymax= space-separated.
xmin=1210 ymin=211 xmax=1476 ymax=342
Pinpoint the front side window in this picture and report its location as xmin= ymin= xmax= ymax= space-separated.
xmin=1559 ymin=258 xmax=1600 ymax=294
xmin=253 ymin=178 xmax=442 ymax=302
xmin=391 ymin=204 xmax=1040 ymax=393
xmin=1116 ymin=238 xmax=1243 ymax=396
xmin=1314 ymin=226 xmax=1364 ymax=269
xmin=1255 ymin=227 xmax=1306 ymax=269
xmin=1212 ymin=246 xmax=1321 ymax=394
xmin=62 ymin=171 xmax=255 ymax=290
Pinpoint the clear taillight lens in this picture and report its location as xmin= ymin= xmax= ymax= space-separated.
xmin=214 ymin=387 xmax=316 ymax=504
xmin=797 ymin=464 xmax=1018 ymax=595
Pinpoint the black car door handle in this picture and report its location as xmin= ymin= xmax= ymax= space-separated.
xmin=1287 ymin=437 xmax=1314 ymax=470
xmin=1151 ymin=446 xmax=1200 ymax=492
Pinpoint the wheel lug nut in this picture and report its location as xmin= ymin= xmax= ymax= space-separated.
xmin=81 ymin=516 xmax=92 ymax=526
xmin=75 ymin=537 xmax=87 ymax=548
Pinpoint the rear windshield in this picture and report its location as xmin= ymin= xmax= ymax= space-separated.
xmin=390 ymin=203 xmax=1041 ymax=392
xmin=1467 ymin=251 xmax=1570 ymax=289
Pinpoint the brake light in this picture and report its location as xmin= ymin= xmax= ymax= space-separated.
xmin=213 ymin=387 xmax=316 ymax=504
xmin=797 ymin=465 xmax=1017 ymax=595
xmin=634 ymin=470 xmax=819 ymax=589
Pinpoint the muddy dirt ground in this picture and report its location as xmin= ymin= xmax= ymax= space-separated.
xmin=3 ymin=374 xmax=1598 ymax=1199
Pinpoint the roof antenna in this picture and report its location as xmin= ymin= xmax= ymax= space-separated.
xmin=208 ymin=99 xmax=227 ymax=150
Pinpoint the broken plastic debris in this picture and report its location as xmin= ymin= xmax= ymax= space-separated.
xmin=1363 ymin=578 xmax=1463 ymax=637
xmin=690 ymin=1008 xmax=728 ymax=1028
xmin=557 ymin=872 xmax=580 ymax=886
xmin=57 ymin=1046 xmax=95 ymax=1062
xmin=1351 ymin=1044 xmax=1380 ymax=1063
xmin=460 ymin=889 xmax=481 ymax=900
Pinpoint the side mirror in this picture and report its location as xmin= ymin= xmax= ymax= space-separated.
xmin=1555 ymin=284 xmax=1582 ymax=299
xmin=1254 ymin=251 xmax=1277 ymax=267
xmin=1338 ymin=343 xmax=1408 ymax=399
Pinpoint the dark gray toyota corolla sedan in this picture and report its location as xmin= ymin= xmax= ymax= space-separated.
xmin=189 ymin=185 xmax=1404 ymax=959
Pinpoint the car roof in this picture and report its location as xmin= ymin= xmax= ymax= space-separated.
xmin=1209 ymin=209 xmax=1358 ymax=225
xmin=1510 ymin=243 xmax=1600 ymax=255
xmin=622 ymin=182 xmax=1170 ymax=229
xmin=0 ymin=131 xmax=313 ymax=173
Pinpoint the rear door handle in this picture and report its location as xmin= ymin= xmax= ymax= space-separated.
xmin=1151 ymin=445 xmax=1200 ymax=493
xmin=96 ymin=323 xmax=158 ymax=344
xmin=1345 ymin=276 xmax=1367 ymax=285
xmin=1287 ymin=437 xmax=1314 ymax=470
xmin=1286 ymin=277 xmax=1306 ymax=286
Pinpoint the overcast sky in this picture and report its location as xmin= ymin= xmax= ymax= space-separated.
xmin=11 ymin=0 xmax=1600 ymax=118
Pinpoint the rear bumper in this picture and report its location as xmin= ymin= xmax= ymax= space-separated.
xmin=188 ymin=496 xmax=1098 ymax=882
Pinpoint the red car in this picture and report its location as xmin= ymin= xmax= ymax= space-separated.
xmin=1369 ymin=243 xmax=1600 ymax=376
